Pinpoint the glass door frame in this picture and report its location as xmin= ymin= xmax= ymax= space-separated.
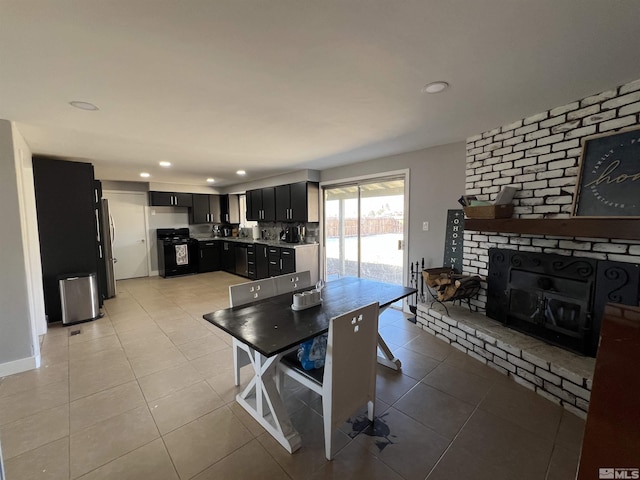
xmin=319 ymin=169 xmax=410 ymax=293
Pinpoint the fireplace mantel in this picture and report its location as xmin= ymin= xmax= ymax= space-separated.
xmin=465 ymin=217 xmax=640 ymax=241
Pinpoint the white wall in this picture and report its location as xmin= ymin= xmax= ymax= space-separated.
xmin=320 ymin=142 xmax=466 ymax=270
xmin=0 ymin=120 xmax=40 ymax=376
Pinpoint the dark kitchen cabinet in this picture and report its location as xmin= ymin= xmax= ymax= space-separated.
xmin=221 ymin=194 xmax=241 ymax=224
xmin=149 ymin=191 xmax=193 ymax=207
xmin=197 ymin=240 xmax=220 ymax=272
xmin=274 ymin=182 xmax=319 ymax=222
xmin=246 ymin=187 xmax=275 ymax=222
xmin=280 ymin=247 xmax=295 ymax=274
xmin=266 ymin=246 xmax=296 ymax=277
xmin=190 ymin=194 xmax=222 ymax=224
xmin=221 ymin=241 xmax=236 ymax=273
xmin=255 ymin=243 xmax=269 ymax=279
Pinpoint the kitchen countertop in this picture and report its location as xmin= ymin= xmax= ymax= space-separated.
xmin=190 ymin=234 xmax=318 ymax=248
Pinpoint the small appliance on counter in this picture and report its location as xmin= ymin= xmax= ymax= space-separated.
xmin=282 ymin=225 xmax=305 ymax=243
xmin=157 ymin=228 xmax=198 ymax=277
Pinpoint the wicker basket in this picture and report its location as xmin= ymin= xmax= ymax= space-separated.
xmin=463 ymin=204 xmax=514 ymax=219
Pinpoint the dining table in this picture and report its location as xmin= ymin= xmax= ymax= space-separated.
xmin=202 ymin=276 xmax=417 ymax=453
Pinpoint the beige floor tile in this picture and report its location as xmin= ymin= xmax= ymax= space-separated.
xmin=353 ymin=407 xmax=450 ymax=480
xmin=128 ymin=347 xmax=188 ymax=378
xmin=422 ymin=362 xmax=494 ymax=405
xmin=76 ymin=438 xmax=179 ymax=480
xmin=137 ymin=362 xmax=203 ymax=402
xmin=39 ymin=344 xmax=70 ymax=366
xmin=257 ymin=406 xmax=351 ymax=480
xmin=70 ymin=405 xmax=159 ymax=478
xmin=392 ymin=347 xmax=441 ymax=381
xmin=546 ymin=444 xmax=580 ymax=480
xmin=4 ymin=437 xmax=70 ymax=480
xmin=402 ymin=332 xmax=454 ymax=361
xmin=70 ymin=357 xmax=135 ymax=401
xmin=68 ymin=318 xmax=116 ymax=344
xmin=378 ymin=323 xmax=424 ymax=348
xmin=70 ymin=380 xmax=146 ymax=433
xmin=480 ymin=381 xmax=563 ymax=441
xmin=163 ymin=406 xmax=253 ymax=480
xmin=310 ymin=440 xmax=405 ymax=480
xmin=0 ymin=362 xmax=68 ymax=398
xmin=189 ymin=348 xmax=234 ymax=378
xmin=69 ymin=334 xmax=122 ymax=362
xmin=393 ymin=382 xmax=475 ymax=440
xmin=0 ymin=379 xmax=69 ymax=426
xmin=118 ymin=329 xmax=171 ymax=354
xmin=205 ymin=365 xmax=252 ymax=404
xmin=375 ymin=366 xmax=421 ymax=406
xmin=148 ymin=381 xmax=225 ymax=434
xmin=444 ymin=409 xmax=554 ymax=480
xmin=176 ymin=333 xmax=229 ymax=360
xmin=163 ymin=323 xmax=213 ymax=346
xmin=192 ymin=439 xmax=289 ymax=480
xmin=0 ymin=404 xmax=69 ymax=459
xmin=554 ymin=409 xmax=586 ymax=454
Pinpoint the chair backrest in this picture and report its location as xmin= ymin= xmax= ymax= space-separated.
xmin=273 ymin=271 xmax=312 ymax=295
xmin=229 ymin=278 xmax=276 ymax=307
xmin=323 ymin=302 xmax=379 ymax=428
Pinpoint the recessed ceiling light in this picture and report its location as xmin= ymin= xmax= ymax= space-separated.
xmin=69 ymin=101 xmax=99 ymax=111
xmin=159 ymin=161 xmax=171 ymax=167
xmin=236 ymin=170 xmax=246 ymax=175
xmin=206 ymin=178 xmax=215 ymax=183
xmin=140 ymin=172 xmax=150 ymax=178
xmin=421 ymin=81 xmax=450 ymax=94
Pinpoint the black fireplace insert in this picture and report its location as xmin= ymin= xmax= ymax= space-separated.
xmin=487 ymin=248 xmax=639 ymax=356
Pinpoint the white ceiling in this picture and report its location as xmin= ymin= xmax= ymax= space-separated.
xmin=2 ymin=1 xmax=640 ymax=188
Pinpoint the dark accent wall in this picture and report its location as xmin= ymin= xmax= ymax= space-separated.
xmin=32 ymin=156 xmax=99 ymax=323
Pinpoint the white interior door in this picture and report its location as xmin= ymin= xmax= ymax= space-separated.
xmin=104 ymin=191 xmax=149 ymax=280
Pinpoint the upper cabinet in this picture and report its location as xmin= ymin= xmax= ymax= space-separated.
xmin=221 ymin=193 xmax=241 ymax=224
xmin=149 ymin=191 xmax=193 ymax=207
xmin=246 ymin=187 xmax=275 ymax=222
xmin=190 ymin=194 xmax=222 ymax=224
xmin=275 ymin=182 xmax=319 ymax=222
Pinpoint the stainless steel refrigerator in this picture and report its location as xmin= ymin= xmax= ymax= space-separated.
xmin=100 ymin=198 xmax=117 ymax=298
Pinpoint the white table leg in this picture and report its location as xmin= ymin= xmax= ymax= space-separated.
xmin=376 ymin=304 xmax=402 ymax=371
xmin=236 ymin=349 xmax=302 ymax=453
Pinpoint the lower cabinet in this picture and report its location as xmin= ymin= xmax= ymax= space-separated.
xmin=255 ymin=244 xmax=269 ymax=279
xmin=267 ymin=246 xmax=296 ymax=277
xmin=197 ymin=240 xmax=220 ymax=273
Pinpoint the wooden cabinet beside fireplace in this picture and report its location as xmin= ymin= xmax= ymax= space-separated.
xmin=577 ymin=303 xmax=640 ymax=479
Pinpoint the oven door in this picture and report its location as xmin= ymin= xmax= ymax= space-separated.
xmin=163 ymin=240 xmax=195 ymax=277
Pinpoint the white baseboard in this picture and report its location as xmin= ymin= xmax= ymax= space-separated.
xmin=0 ymin=353 xmax=40 ymax=378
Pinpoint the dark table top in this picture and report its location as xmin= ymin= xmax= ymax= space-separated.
xmin=203 ymin=277 xmax=417 ymax=357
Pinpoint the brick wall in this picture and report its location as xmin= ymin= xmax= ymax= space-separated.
xmin=464 ymin=78 xmax=640 ymax=311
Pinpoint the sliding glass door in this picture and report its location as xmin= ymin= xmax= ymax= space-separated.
xmin=324 ymin=177 xmax=405 ymax=285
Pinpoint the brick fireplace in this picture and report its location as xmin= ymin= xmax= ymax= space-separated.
xmin=416 ymin=77 xmax=640 ymax=418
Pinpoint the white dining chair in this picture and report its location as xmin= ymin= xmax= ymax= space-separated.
xmin=229 ymin=277 xmax=277 ymax=386
xmin=273 ymin=270 xmax=312 ymax=294
xmin=277 ymin=302 xmax=379 ymax=460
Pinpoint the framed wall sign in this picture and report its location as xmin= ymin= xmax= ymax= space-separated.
xmin=443 ymin=209 xmax=464 ymax=272
xmin=572 ymin=127 xmax=640 ymax=217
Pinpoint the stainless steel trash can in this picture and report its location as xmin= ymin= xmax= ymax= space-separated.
xmin=59 ymin=273 xmax=100 ymax=325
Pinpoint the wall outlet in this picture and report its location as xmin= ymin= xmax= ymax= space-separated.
xmin=422 ymin=221 xmax=429 ymax=231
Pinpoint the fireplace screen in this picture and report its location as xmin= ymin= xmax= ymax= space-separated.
xmin=488 ymin=248 xmax=640 ymax=357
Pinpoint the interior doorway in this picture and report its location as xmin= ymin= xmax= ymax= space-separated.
xmin=323 ymin=176 xmax=406 ymax=286
xmin=103 ymin=191 xmax=149 ymax=280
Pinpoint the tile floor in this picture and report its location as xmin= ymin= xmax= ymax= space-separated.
xmin=0 ymin=272 xmax=585 ymax=479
